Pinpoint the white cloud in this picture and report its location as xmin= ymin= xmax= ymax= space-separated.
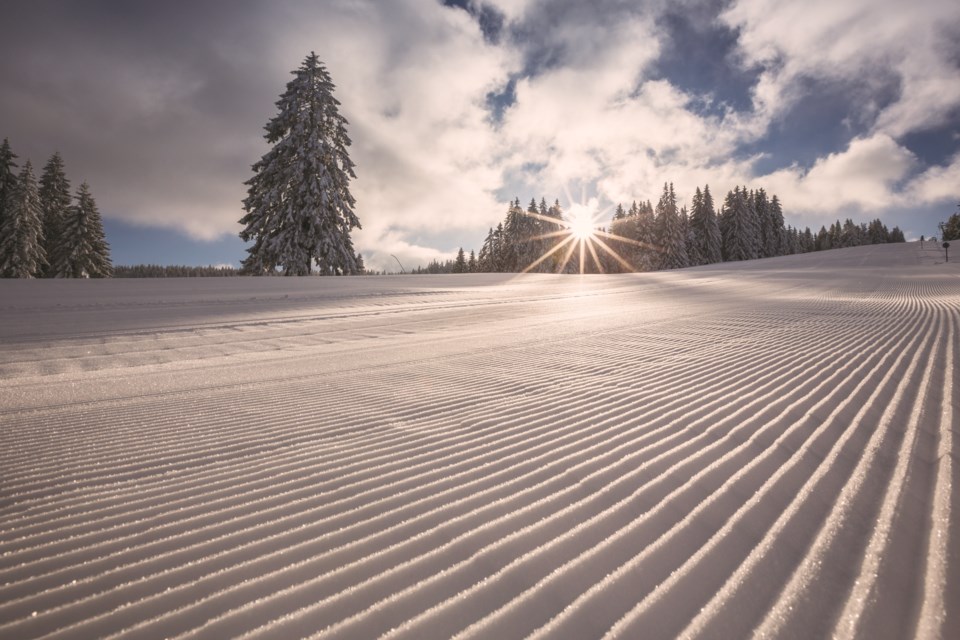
xmin=757 ymin=134 xmax=917 ymax=217
xmin=498 ymin=15 xmax=748 ymax=206
xmin=722 ymin=0 xmax=960 ymax=137
xmin=904 ymin=152 xmax=960 ymax=205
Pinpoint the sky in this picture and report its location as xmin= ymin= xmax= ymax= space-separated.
xmin=2 ymin=0 xmax=959 ymax=271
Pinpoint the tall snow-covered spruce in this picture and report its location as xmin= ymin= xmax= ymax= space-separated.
xmin=49 ymin=182 xmax=112 ymax=278
xmin=0 ymin=160 xmax=45 ymax=278
xmin=0 ymin=138 xmax=18 ymax=246
xmin=239 ymin=52 xmax=361 ymax=275
xmin=39 ymin=152 xmax=72 ymax=277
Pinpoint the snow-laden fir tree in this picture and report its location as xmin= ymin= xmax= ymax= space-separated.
xmin=688 ymin=186 xmax=722 ymax=266
xmin=0 ymin=138 xmax=18 ymax=238
xmin=501 ymin=199 xmax=525 ymax=271
xmin=239 ymin=52 xmax=360 ymax=275
xmin=528 ymin=197 xmax=551 ymax=273
xmin=701 ymin=185 xmax=723 ymax=264
xmin=608 ymin=202 xmax=636 ymax=273
xmin=636 ymin=200 xmax=658 ymax=271
xmin=768 ymin=194 xmax=785 ymax=256
xmin=720 ymin=186 xmax=759 ymax=262
xmin=39 ymin=152 xmax=72 ymax=277
xmin=754 ymin=188 xmax=773 ymax=258
xmin=0 ymin=161 xmax=45 ymax=278
xmin=519 ymin=198 xmax=543 ymax=270
xmin=478 ymin=227 xmax=495 ymax=271
xmin=686 ymin=188 xmax=705 ymax=266
xmin=543 ymin=199 xmax=566 ymax=272
xmin=655 ymin=183 xmax=688 ymax=270
xmin=49 ymin=182 xmax=112 ymax=278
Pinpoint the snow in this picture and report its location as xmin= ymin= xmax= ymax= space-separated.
xmin=1 ymin=242 xmax=957 ymax=639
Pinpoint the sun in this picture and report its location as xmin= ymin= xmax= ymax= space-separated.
xmin=520 ymin=191 xmax=646 ymax=275
xmin=567 ymin=203 xmax=598 ymax=241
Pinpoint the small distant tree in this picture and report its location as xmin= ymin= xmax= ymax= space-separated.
xmin=49 ymin=182 xmax=112 ymax=278
xmin=467 ymin=250 xmax=477 ymax=272
xmin=453 ymin=247 xmax=467 ymax=273
xmin=0 ymin=161 xmax=45 ymax=278
xmin=239 ymin=52 xmax=361 ymax=275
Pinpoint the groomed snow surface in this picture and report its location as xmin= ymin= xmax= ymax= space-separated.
xmin=1 ymin=241 xmax=958 ymax=639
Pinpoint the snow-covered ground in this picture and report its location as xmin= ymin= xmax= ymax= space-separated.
xmin=1 ymin=241 xmax=957 ymax=639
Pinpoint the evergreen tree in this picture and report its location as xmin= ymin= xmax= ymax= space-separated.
xmin=942 ymin=208 xmax=960 ymax=242
xmin=468 ymin=250 xmax=477 ymax=272
xmin=609 ymin=201 xmax=637 ymax=272
xmin=768 ymin=195 xmax=785 ymax=256
xmin=49 ymin=182 xmax=112 ymax=278
xmin=754 ymin=188 xmax=774 ymax=257
xmin=720 ymin=186 xmax=758 ymax=262
xmin=0 ymin=161 xmax=45 ymax=278
xmin=0 ymin=138 xmax=18 ymax=236
xmin=38 ymin=152 xmax=72 ymax=277
xmin=634 ymin=199 xmax=658 ymax=271
xmin=493 ymin=222 xmax=505 ymax=271
xmin=687 ymin=188 xmax=705 ymax=266
xmin=744 ymin=188 xmax=762 ymax=257
xmin=453 ymin=247 xmax=467 ymax=273
xmin=239 ymin=52 xmax=360 ymax=275
xmin=519 ymin=197 xmax=542 ymax=270
xmin=841 ymin=218 xmax=861 ymax=247
xmin=501 ymin=198 xmax=524 ymax=271
xmin=543 ymin=200 xmax=567 ymax=272
xmin=701 ymin=186 xmax=722 ymax=264
xmin=529 ymin=197 xmax=551 ymax=272
xmin=655 ymin=183 xmax=688 ymax=269
xmin=830 ymin=220 xmax=842 ymax=248
xmin=688 ymin=185 xmax=722 ymax=265
xmin=478 ymin=227 xmax=495 ymax=272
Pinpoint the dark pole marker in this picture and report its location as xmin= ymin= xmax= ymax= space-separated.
xmin=943 ymin=242 xmax=950 ymax=263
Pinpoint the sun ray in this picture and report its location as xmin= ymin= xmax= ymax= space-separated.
xmin=585 ymin=237 xmax=604 ymax=273
xmin=521 ymin=234 xmax=577 ymax=274
xmin=557 ymin=235 xmax=581 ymax=274
xmin=511 ymin=191 xmax=667 ymax=275
xmin=591 ymin=234 xmax=638 ymax=273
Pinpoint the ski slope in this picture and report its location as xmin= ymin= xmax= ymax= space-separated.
xmin=1 ymin=242 xmax=957 ymax=639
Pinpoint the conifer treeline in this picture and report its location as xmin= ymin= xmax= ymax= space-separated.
xmin=0 ymin=138 xmax=112 ymax=278
xmin=434 ymin=183 xmax=905 ymax=274
xmin=113 ymin=264 xmax=241 ymax=278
